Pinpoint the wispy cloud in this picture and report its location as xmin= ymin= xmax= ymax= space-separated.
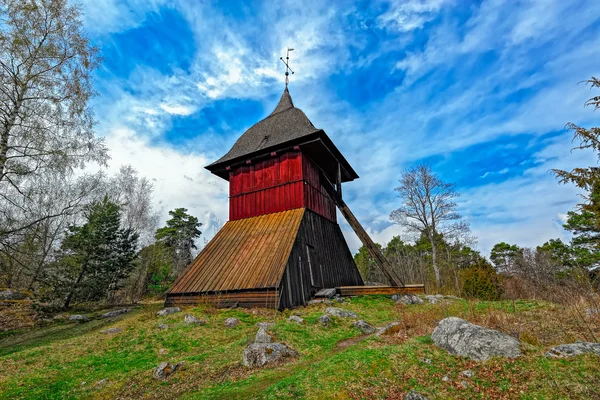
xmin=82 ymin=0 xmax=600 ymax=256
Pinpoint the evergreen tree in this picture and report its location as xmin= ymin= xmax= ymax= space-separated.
xmin=490 ymin=242 xmax=521 ymax=273
xmin=60 ymin=197 xmax=138 ymax=309
xmin=155 ymin=208 xmax=202 ymax=276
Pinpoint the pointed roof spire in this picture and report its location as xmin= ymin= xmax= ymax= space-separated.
xmin=271 ymin=87 xmax=294 ymax=115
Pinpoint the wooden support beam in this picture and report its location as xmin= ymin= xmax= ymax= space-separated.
xmin=322 ymin=178 xmax=405 ymax=287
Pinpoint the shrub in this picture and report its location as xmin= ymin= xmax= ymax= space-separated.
xmin=460 ymin=266 xmax=503 ymax=300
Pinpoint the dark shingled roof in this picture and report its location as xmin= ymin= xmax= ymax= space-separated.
xmin=207 ymin=88 xmax=320 ymax=168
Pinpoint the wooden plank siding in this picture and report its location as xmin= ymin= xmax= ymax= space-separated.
xmin=278 ymin=210 xmax=363 ymax=309
xmin=229 ymin=151 xmax=336 ymax=222
xmin=166 ymin=289 xmax=279 ymax=309
xmin=338 ymin=285 xmax=425 ymax=296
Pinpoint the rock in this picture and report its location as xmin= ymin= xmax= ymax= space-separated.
xmin=391 ymin=294 xmax=400 ymax=301
xmin=376 ymin=321 xmax=401 ymax=336
xmin=319 ymin=314 xmax=332 ymax=327
xmin=153 ymin=362 xmax=184 ymax=380
xmin=307 ymin=299 xmax=324 ymax=305
xmin=404 ymin=390 xmax=429 ymax=400
xmin=100 ymin=327 xmax=123 ymax=334
xmin=255 ymin=327 xmax=272 ymax=344
xmin=96 ymin=378 xmax=108 ymax=386
xmin=431 ymin=317 xmax=521 ymax=361
xmin=420 ymin=358 xmax=432 ymax=364
xmin=325 ymin=307 xmax=358 ymax=318
xmin=242 ymin=342 xmax=298 ymax=368
xmin=158 ymin=348 xmax=167 ymax=354
xmin=425 ymin=295 xmax=440 ymax=304
xmin=397 ymin=295 xmax=424 ymax=305
xmin=441 ymin=375 xmax=450 ymax=382
xmin=224 ymin=318 xmax=239 ymax=327
xmin=0 ymin=289 xmax=28 ymax=300
xmin=255 ymin=322 xmax=275 ymax=329
xmin=157 ymin=307 xmax=181 ymax=316
xmin=334 ymin=295 xmax=345 ymax=303
xmin=157 ymin=323 xmax=168 ymax=330
xmin=184 ymin=314 xmax=206 ymax=325
xmin=68 ymin=314 xmax=89 ymax=323
xmin=460 ymin=370 xmax=473 ymax=378
xmin=101 ymin=308 xmax=131 ymax=318
xmin=461 ymin=380 xmax=469 ymax=388
xmin=546 ymin=342 xmax=600 ymax=358
xmin=287 ymin=315 xmax=304 ymax=324
xmin=353 ymin=320 xmax=375 ymax=334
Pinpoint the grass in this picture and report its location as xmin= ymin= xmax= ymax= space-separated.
xmin=0 ymin=296 xmax=599 ymax=399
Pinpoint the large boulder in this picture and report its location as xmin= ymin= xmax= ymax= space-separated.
xmin=102 ymin=308 xmax=131 ymax=318
xmin=184 ymin=314 xmax=206 ymax=325
xmin=242 ymin=343 xmax=298 ymax=368
xmin=157 ymin=307 xmax=181 ymax=316
xmin=546 ymin=342 xmax=600 ymax=358
xmin=68 ymin=314 xmax=89 ymax=323
xmin=353 ymin=320 xmax=376 ymax=334
xmin=431 ymin=317 xmax=520 ymax=361
xmin=287 ymin=315 xmax=304 ymax=324
xmin=325 ymin=307 xmax=358 ymax=318
xmin=0 ymin=289 xmax=28 ymax=300
xmin=397 ymin=295 xmax=424 ymax=305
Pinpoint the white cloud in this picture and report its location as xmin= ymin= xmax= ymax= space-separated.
xmin=378 ymin=0 xmax=449 ymax=32
xmin=159 ymin=103 xmax=196 ymax=116
xmin=96 ymin=128 xmax=229 ymax=244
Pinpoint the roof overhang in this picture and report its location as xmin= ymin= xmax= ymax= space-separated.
xmin=205 ymin=130 xmax=359 ymax=183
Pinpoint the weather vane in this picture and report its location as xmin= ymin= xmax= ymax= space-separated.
xmin=280 ymin=47 xmax=295 ymax=87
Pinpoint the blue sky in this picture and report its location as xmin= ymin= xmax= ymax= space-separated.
xmin=80 ymin=0 xmax=600 ymax=255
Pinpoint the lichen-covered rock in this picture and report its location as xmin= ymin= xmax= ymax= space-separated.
xmin=100 ymin=327 xmax=123 ymax=334
xmin=404 ymin=390 xmax=429 ymax=400
xmin=0 ymin=289 xmax=28 ymax=300
xmin=101 ymin=308 xmax=131 ymax=318
xmin=224 ymin=318 xmax=239 ymax=327
xmin=425 ymin=295 xmax=442 ymax=304
xmin=287 ymin=315 xmax=304 ymax=324
xmin=242 ymin=343 xmax=298 ymax=368
xmin=431 ymin=317 xmax=521 ymax=361
xmin=255 ymin=327 xmax=272 ymax=344
xmin=319 ymin=314 xmax=332 ymax=327
xmin=153 ymin=362 xmax=184 ymax=380
xmin=255 ymin=322 xmax=275 ymax=329
xmin=68 ymin=314 xmax=89 ymax=323
xmin=546 ymin=342 xmax=600 ymax=358
xmin=184 ymin=314 xmax=206 ymax=325
xmin=397 ymin=294 xmax=424 ymax=305
xmin=156 ymin=307 xmax=181 ymax=316
xmin=376 ymin=321 xmax=401 ymax=336
xmin=325 ymin=307 xmax=358 ymax=318
xmin=157 ymin=323 xmax=168 ymax=330
xmin=353 ymin=320 xmax=375 ymax=334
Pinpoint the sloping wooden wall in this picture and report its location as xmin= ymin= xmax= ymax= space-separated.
xmin=278 ymin=210 xmax=363 ymax=309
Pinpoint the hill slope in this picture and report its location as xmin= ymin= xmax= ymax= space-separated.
xmin=0 ymin=296 xmax=599 ymax=399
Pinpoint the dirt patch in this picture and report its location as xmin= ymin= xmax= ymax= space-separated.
xmin=336 ymin=334 xmax=370 ymax=349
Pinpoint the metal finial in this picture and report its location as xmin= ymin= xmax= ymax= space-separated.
xmin=279 ymin=47 xmax=295 ymax=87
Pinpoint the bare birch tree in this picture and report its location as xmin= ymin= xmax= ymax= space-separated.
xmin=390 ymin=163 xmax=468 ymax=288
xmin=0 ymin=0 xmax=107 ymax=236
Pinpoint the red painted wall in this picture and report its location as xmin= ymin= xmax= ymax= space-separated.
xmin=229 ymin=151 xmax=336 ymax=221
